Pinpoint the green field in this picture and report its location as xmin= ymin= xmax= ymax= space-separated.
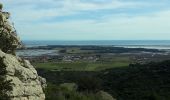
xmin=33 ymin=57 xmax=130 ymax=71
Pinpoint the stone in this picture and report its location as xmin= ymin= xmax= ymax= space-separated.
xmin=0 ymin=5 xmax=21 ymax=54
xmin=0 ymin=3 xmax=46 ymax=100
xmin=0 ymin=50 xmax=46 ymax=99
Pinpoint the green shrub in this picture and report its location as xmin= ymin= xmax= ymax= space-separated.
xmin=76 ymin=76 xmax=101 ymax=93
xmin=45 ymin=83 xmax=104 ymax=100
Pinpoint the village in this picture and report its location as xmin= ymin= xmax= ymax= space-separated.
xmin=17 ymin=45 xmax=170 ymax=64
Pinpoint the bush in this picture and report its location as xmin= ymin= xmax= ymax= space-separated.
xmin=76 ymin=76 xmax=101 ymax=93
xmin=45 ymin=83 xmax=103 ymax=100
xmin=59 ymin=49 xmax=67 ymax=53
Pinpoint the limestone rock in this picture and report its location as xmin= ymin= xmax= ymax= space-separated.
xmin=0 ymin=50 xmax=46 ymax=100
xmin=0 ymin=3 xmax=46 ymax=100
xmin=0 ymin=5 xmax=21 ymax=54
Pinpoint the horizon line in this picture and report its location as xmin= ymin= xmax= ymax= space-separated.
xmin=22 ymin=40 xmax=170 ymax=41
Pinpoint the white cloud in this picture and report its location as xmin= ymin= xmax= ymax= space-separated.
xmin=1 ymin=0 xmax=170 ymax=40
xmin=18 ymin=10 xmax=170 ymax=40
xmin=1 ymin=0 xmax=149 ymax=22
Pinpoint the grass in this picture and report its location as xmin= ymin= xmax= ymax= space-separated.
xmin=33 ymin=57 xmax=130 ymax=71
xmin=45 ymin=83 xmax=107 ymax=100
xmin=39 ymin=60 xmax=170 ymax=100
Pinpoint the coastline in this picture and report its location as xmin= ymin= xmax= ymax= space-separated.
xmin=23 ymin=40 xmax=170 ymax=50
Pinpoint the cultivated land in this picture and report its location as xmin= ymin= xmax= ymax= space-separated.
xmin=33 ymin=57 xmax=130 ymax=71
xmin=18 ymin=45 xmax=170 ymax=71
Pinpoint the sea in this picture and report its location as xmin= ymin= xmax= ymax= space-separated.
xmin=23 ymin=40 xmax=170 ymax=50
xmin=17 ymin=40 xmax=170 ymax=56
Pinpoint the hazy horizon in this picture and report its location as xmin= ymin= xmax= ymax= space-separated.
xmin=21 ymin=38 xmax=170 ymax=41
xmin=2 ymin=0 xmax=170 ymax=40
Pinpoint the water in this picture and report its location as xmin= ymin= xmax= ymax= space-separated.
xmin=23 ymin=40 xmax=170 ymax=49
xmin=17 ymin=40 xmax=170 ymax=56
xmin=23 ymin=40 xmax=170 ymax=46
xmin=17 ymin=49 xmax=58 ymax=57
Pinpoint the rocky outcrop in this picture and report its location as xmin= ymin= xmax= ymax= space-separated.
xmin=0 ymin=3 xmax=46 ymax=100
xmin=0 ymin=4 xmax=21 ymax=54
xmin=0 ymin=50 xmax=46 ymax=100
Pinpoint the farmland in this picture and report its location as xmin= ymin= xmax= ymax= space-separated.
xmin=33 ymin=58 xmax=130 ymax=71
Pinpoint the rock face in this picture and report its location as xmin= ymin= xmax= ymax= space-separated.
xmin=0 ymin=4 xmax=21 ymax=54
xmin=0 ymin=3 xmax=46 ymax=100
xmin=0 ymin=50 xmax=46 ymax=100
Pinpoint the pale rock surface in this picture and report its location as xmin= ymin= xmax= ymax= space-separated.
xmin=0 ymin=50 xmax=46 ymax=100
xmin=0 ymin=3 xmax=46 ymax=100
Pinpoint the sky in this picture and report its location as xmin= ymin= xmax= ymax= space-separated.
xmin=1 ymin=0 xmax=170 ymax=40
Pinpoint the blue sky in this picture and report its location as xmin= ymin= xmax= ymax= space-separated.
xmin=1 ymin=0 xmax=170 ymax=40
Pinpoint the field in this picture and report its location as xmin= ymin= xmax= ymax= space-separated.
xmin=37 ymin=60 xmax=170 ymax=100
xmin=33 ymin=57 xmax=130 ymax=71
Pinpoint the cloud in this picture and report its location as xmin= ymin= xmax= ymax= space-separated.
xmin=1 ymin=0 xmax=151 ymax=22
xmin=15 ymin=9 xmax=170 ymax=40
xmin=1 ymin=0 xmax=170 ymax=40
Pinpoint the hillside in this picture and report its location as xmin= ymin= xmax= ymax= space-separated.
xmin=37 ymin=60 xmax=170 ymax=100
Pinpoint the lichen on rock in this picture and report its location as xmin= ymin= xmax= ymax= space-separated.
xmin=0 ymin=3 xmax=46 ymax=100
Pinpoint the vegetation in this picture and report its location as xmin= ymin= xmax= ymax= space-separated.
xmin=0 ymin=58 xmax=12 ymax=100
xmin=79 ymin=46 xmax=162 ymax=53
xmin=19 ymin=45 xmax=170 ymax=99
xmin=59 ymin=49 xmax=67 ymax=53
xmin=33 ymin=57 xmax=130 ymax=71
xmin=0 ymin=3 xmax=3 ymax=10
xmin=99 ymin=61 xmax=170 ymax=100
xmin=76 ymin=76 xmax=101 ymax=92
xmin=37 ymin=60 xmax=170 ymax=100
xmin=45 ymin=83 xmax=106 ymax=100
xmin=28 ymin=45 xmax=163 ymax=54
